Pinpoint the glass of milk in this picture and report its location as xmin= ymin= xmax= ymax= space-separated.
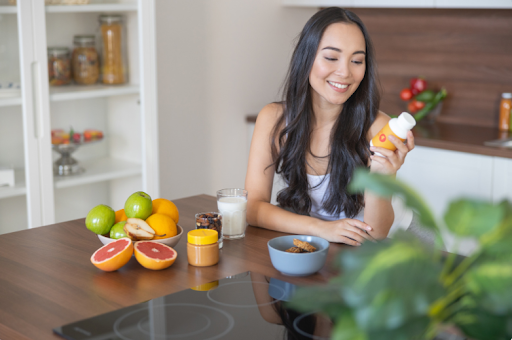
xmin=216 ymin=188 xmax=248 ymax=239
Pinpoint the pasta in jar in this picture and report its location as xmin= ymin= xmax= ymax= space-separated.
xmin=98 ymin=15 xmax=128 ymax=85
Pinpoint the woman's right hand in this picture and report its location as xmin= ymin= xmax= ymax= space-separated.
xmin=315 ymin=218 xmax=376 ymax=245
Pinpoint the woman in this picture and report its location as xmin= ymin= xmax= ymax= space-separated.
xmin=245 ymin=7 xmax=414 ymax=245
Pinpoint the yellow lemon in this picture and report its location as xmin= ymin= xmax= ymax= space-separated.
xmin=152 ymin=198 xmax=179 ymax=224
xmin=145 ymin=213 xmax=177 ymax=240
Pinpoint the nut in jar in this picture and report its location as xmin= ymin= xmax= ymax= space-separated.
xmin=48 ymin=47 xmax=71 ymax=86
xmin=72 ymin=35 xmax=99 ymax=85
xmin=195 ymin=212 xmax=223 ymax=249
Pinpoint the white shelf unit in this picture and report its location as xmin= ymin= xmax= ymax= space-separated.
xmin=282 ymin=0 xmax=512 ymax=7
xmin=50 ymin=84 xmax=139 ymax=101
xmin=54 ymin=157 xmax=141 ymax=189
xmin=0 ymin=0 xmax=159 ymax=234
xmin=0 ymin=169 xmax=26 ymax=199
xmin=46 ymin=3 xmax=138 ymax=13
xmin=0 ymin=6 xmax=16 ymax=14
xmin=0 ymin=2 xmax=138 ymax=14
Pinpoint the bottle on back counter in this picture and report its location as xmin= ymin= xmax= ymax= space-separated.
xmin=499 ymin=93 xmax=512 ymax=131
xmin=370 ymin=112 xmax=416 ymax=156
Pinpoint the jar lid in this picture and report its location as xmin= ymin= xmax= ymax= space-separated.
xmin=188 ymin=229 xmax=218 ymax=245
xmin=73 ymin=35 xmax=95 ymax=44
xmin=503 ymin=93 xmax=512 ymax=99
xmin=47 ymin=47 xmax=69 ymax=56
xmin=397 ymin=112 xmax=416 ymax=130
xmin=99 ymin=14 xmax=123 ymax=24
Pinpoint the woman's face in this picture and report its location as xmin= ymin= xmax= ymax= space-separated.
xmin=309 ymin=22 xmax=366 ymax=109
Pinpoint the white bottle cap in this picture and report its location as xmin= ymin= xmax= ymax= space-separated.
xmin=502 ymin=93 xmax=512 ymax=99
xmin=397 ymin=112 xmax=416 ymax=131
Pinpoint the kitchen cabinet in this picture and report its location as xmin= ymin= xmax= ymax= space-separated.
xmin=492 ymin=156 xmax=512 ymax=204
xmin=0 ymin=0 xmax=159 ymax=234
xmin=397 ymin=146 xmax=512 ymax=254
xmin=282 ymin=0 xmax=512 ymax=8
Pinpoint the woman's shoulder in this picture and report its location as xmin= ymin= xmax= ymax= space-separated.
xmin=368 ymin=110 xmax=391 ymax=140
xmin=257 ymin=102 xmax=284 ymax=122
xmin=255 ymin=102 xmax=285 ymax=130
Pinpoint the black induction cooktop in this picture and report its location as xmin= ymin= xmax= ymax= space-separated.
xmin=53 ymin=271 xmax=333 ymax=340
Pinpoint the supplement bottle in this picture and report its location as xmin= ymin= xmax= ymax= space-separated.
xmin=187 ymin=229 xmax=219 ymax=267
xmin=499 ymin=93 xmax=511 ymax=131
xmin=370 ymin=112 xmax=416 ymax=155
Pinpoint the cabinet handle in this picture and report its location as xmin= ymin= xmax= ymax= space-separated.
xmin=31 ymin=61 xmax=44 ymax=139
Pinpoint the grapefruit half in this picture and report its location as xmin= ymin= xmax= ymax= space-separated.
xmin=134 ymin=241 xmax=177 ymax=270
xmin=91 ymin=238 xmax=133 ymax=271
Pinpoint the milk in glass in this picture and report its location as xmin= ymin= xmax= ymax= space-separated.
xmin=217 ymin=197 xmax=247 ymax=239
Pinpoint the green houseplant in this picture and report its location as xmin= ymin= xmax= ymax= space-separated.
xmin=288 ymin=168 xmax=512 ymax=340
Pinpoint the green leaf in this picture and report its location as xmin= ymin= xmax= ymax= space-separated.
xmin=366 ymin=316 xmax=430 ymax=340
xmin=457 ymin=307 xmax=512 ymax=340
xmin=331 ymin=311 xmax=368 ymax=340
xmin=338 ymin=232 xmax=445 ymax=331
xmin=466 ymin=262 xmax=512 ymax=314
xmin=349 ymin=168 xmax=438 ymax=230
xmin=444 ymin=199 xmax=505 ymax=238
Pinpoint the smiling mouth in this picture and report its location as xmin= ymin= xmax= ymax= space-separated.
xmin=327 ymin=81 xmax=348 ymax=89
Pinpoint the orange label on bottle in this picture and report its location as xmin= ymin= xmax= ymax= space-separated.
xmin=371 ymin=124 xmax=405 ymax=151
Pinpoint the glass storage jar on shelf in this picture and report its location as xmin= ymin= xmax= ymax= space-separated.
xmin=98 ymin=14 xmax=128 ymax=85
xmin=48 ymin=47 xmax=71 ymax=86
xmin=72 ymin=35 xmax=99 ymax=85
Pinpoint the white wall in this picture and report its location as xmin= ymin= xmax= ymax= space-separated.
xmin=155 ymin=0 xmax=316 ymax=200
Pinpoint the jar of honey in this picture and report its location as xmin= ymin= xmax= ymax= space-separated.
xmin=187 ymin=229 xmax=219 ymax=267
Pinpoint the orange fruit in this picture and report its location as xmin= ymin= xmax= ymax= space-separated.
xmin=145 ymin=213 xmax=177 ymax=240
xmin=115 ymin=209 xmax=128 ymax=223
xmin=152 ymin=198 xmax=179 ymax=224
xmin=134 ymin=241 xmax=177 ymax=270
xmin=90 ymin=238 xmax=133 ymax=272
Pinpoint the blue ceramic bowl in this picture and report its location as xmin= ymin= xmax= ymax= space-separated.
xmin=267 ymin=235 xmax=329 ymax=276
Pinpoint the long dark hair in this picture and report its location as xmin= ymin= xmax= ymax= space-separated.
xmin=271 ymin=7 xmax=380 ymax=217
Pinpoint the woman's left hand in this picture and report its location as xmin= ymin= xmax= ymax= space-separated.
xmin=369 ymin=131 xmax=415 ymax=175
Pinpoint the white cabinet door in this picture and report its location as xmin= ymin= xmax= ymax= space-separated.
xmin=492 ymin=157 xmax=512 ymax=203
xmin=282 ymin=0 xmax=511 ymax=8
xmin=397 ymin=146 xmax=493 ymax=255
xmin=435 ymin=0 xmax=512 ymax=8
xmin=353 ymin=0 xmax=434 ymax=8
xmin=17 ymin=0 xmax=55 ymax=228
xmin=282 ymin=0 xmax=352 ymax=6
xmin=138 ymin=0 xmax=159 ymax=197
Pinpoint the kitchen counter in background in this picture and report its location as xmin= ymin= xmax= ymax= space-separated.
xmin=246 ymin=115 xmax=512 ymax=159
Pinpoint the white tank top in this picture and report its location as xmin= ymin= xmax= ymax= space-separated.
xmin=307 ymin=173 xmax=364 ymax=222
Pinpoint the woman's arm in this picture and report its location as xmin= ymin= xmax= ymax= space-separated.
xmin=245 ymin=104 xmax=375 ymax=245
xmin=245 ymin=103 xmax=320 ymax=235
xmin=364 ymin=111 xmax=415 ymax=239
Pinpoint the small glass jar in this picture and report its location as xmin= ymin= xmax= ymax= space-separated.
xmin=48 ymin=47 xmax=71 ymax=86
xmin=195 ymin=212 xmax=223 ymax=249
xmin=187 ymin=229 xmax=219 ymax=267
xmin=72 ymin=35 xmax=99 ymax=85
xmin=98 ymin=14 xmax=128 ymax=85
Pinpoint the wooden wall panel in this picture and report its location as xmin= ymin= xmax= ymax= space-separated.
xmin=350 ymin=8 xmax=512 ymax=128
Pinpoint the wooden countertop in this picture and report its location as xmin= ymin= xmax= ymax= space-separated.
xmin=0 ymin=194 xmax=345 ymax=340
xmin=246 ymin=114 xmax=512 ymax=159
